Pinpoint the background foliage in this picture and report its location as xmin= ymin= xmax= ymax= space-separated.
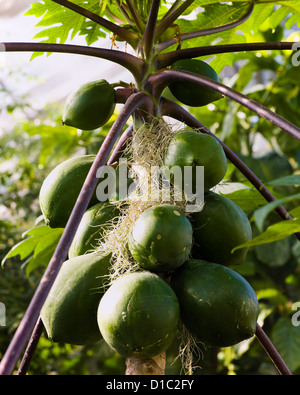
xmin=1 ymin=0 xmax=300 ymax=375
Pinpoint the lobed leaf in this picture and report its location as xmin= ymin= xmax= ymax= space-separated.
xmin=25 ymin=0 xmax=106 ymax=50
xmin=1 ymin=225 xmax=64 ymax=275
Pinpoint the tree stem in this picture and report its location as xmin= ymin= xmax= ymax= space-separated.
xmin=17 ymin=317 xmax=44 ymax=376
xmin=155 ymin=0 xmax=195 ymax=40
xmin=156 ymin=41 xmax=296 ymax=69
xmin=115 ymin=0 xmax=133 ymax=24
xmin=2 ymin=42 xmax=145 ymax=83
xmin=148 ymin=70 xmax=300 ymax=141
xmin=159 ymin=0 xmax=182 ymax=23
xmin=125 ymin=353 xmax=166 ymax=375
xmin=140 ymin=0 xmax=161 ymax=59
xmin=125 ymin=0 xmax=145 ymax=33
xmin=0 ymin=92 xmax=149 ymax=376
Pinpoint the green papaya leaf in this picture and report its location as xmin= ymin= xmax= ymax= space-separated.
xmin=271 ymin=316 xmax=300 ymax=373
xmin=253 ymin=192 xmax=300 ymax=233
xmin=1 ymin=225 xmax=64 ymax=275
xmin=290 ymin=206 xmax=300 ymax=219
xmin=232 ymin=218 xmax=300 ymax=251
xmin=220 ymin=188 xmax=268 ymax=213
xmin=25 ymin=236 xmax=62 ymax=277
xmin=266 ymin=174 xmax=300 ymax=187
xmin=268 ymin=1 xmax=300 ymax=30
xmin=25 ymin=0 xmax=106 ymax=54
xmin=256 ymin=288 xmax=288 ymax=306
xmin=1 ymin=238 xmax=36 ymax=267
xmin=254 ymin=237 xmax=291 ymax=267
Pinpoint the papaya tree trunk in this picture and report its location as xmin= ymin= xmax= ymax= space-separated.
xmin=125 ymin=353 xmax=166 ymax=375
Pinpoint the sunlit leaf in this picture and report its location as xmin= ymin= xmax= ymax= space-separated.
xmin=1 ymin=225 xmax=64 ymax=275
xmin=220 ymin=188 xmax=269 ymax=213
xmin=266 ymin=174 xmax=300 ymax=187
xmin=232 ymin=218 xmax=300 ymax=251
xmin=253 ymin=192 xmax=300 ymax=232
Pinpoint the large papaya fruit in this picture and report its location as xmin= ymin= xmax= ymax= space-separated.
xmin=97 ymin=271 xmax=180 ymax=358
xmin=41 ymin=250 xmax=111 ymax=346
xmin=169 ymin=59 xmax=223 ymax=107
xmin=39 ymin=155 xmax=99 ymax=228
xmin=69 ymin=201 xmax=120 ymax=259
xmin=191 ymin=191 xmax=252 ymax=266
xmin=163 ymin=130 xmax=227 ymax=193
xmin=128 ymin=204 xmax=193 ymax=273
xmin=170 ymin=259 xmax=259 ymax=347
xmin=62 ymin=79 xmax=116 ymax=130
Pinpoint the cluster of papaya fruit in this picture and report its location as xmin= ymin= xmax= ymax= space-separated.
xmin=38 ymin=61 xmax=259 ymax=365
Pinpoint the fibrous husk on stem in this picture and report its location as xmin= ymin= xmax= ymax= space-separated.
xmin=98 ymin=117 xmax=187 ymax=283
xmin=97 ymin=117 xmax=203 ymax=374
xmin=176 ymin=323 xmax=206 ymax=375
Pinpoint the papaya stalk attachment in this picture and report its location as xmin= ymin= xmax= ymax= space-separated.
xmin=0 ymin=92 xmax=150 ymax=376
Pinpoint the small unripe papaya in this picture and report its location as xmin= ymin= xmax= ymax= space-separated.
xmin=128 ymin=204 xmax=193 ymax=273
xmin=62 ymin=80 xmax=116 ymax=130
xmin=169 ymin=59 xmax=222 ymax=107
xmin=191 ymin=191 xmax=252 ymax=266
xmin=39 ymin=155 xmax=99 ymax=228
xmin=163 ymin=130 xmax=227 ymax=193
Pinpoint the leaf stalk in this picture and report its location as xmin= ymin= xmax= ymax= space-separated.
xmin=2 ymin=42 xmax=146 ymax=84
xmin=148 ymin=69 xmax=300 ymax=141
xmin=156 ymin=41 xmax=296 ymax=69
xmin=157 ymin=1 xmax=255 ymax=52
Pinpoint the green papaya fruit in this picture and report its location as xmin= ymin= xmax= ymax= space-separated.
xmin=191 ymin=191 xmax=252 ymax=266
xmin=169 ymin=59 xmax=223 ymax=107
xmin=69 ymin=202 xmax=120 ymax=259
xmin=97 ymin=271 xmax=180 ymax=358
xmin=128 ymin=204 xmax=193 ymax=273
xmin=170 ymin=259 xmax=259 ymax=347
xmin=41 ymin=250 xmax=111 ymax=345
xmin=163 ymin=130 xmax=227 ymax=193
xmin=39 ymin=155 xmax=99 ymax=229
xmin=62 ymin=80 xmax=116 ymax=130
